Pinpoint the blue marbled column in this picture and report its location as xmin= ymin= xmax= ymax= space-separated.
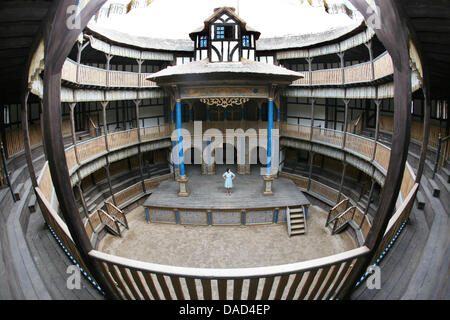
xmin=176 ymin=100 xmax=185 ymax=176
xmin=267 ymin=99 xmax=273 ymax=175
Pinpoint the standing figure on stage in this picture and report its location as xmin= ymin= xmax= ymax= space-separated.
xmin=223 ymin=168 xmax=236 ymax=196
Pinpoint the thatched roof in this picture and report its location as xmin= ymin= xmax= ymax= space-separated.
xmin=147 ymin=58 xmax=304 ymax=83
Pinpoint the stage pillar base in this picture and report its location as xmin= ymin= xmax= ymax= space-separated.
xmin=177 ymin=176 xmax=190 ymax=197
xmin=206 ymin=164 xmax=215 ymax=175
xmin=263 ymin=175 xmax=274 ymax=196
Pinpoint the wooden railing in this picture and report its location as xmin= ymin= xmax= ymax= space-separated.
xmin=281 ymin=123 xmax=311 ymax=140
xmin=280 ymin=124 xmax=390 ymax=171
xmin=347 ymin=114 xmax=363 ymax=135
xmin=64 ymin=125 xmax=171 ymax=173
xmin=310 ymin=179 xmax=342 ymax=203
xmin=292 ymin=52 xmax=393 ymax=87
xmin=282 ymin=169 xmax=374 ymax=244
xmin=89 ymin=116 xmax=99 ymax=138
xmin=331 ymin=207 xmax=356 ymax=234
xmin=105 ymin=202 xmax=129 ymax=229
xmin=88 ymin=245 xmax=370 ymax=300
xmin=330 ymin=206 xmax=371 ymax=241
xmin=370 ymin=181 xmax=418 ymax=265
xmin=61 ymin=58 xmax=157 ymax=88
xmin=312 ymin=127 xmax=344 ymax=148
xmin=373 ymin=52 xmax=394 ymax=80
xmin=141 ymin=125 xmax=171 ymax=142
xmin=345 ymin=133 xmax=375 ymax=161
xmin=326 ymin=199 xmax=349 ymax=227
xmin=85 ymin=209 xmax=121 ymax=240
xmin=379 ymin=115 xmax=447 ymax=150
xmin=373 ymin=143 xmax=391 ymax=173
xmin=4 ymin=120 xmax=71 ymax=158
xmin=107 ymin=129 xmax=139 ymax=151
xmin=76 ymin=136 xmax=107 ymax=165
xmin=345 ymin=62 xmax=372 ymax=84
xmin=62 ymin=53 xmax=393 ymax=90
xmin=35 ymin=163 xmax=92 ymax=279
xmin=279 ymin=172 xmax=309 ymax=189
xmin=105 ymin=174 xmax=172 ymax=209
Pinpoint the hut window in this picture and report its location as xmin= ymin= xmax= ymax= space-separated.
xmin=242 ymin=35 xmax=250 ymax=48
xmin=215 ymin=25 xmax=234 ymax=40
xmin=216 ymin=26 xmax=225 ymax=39
xmin=200 ymin=35 xmax=208 ymax=48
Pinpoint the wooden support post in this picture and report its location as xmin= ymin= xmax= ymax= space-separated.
xmin=257 ymin=100 xmax=263 ymax=122
xmin=76 ymin=39 xmax=89 ymax=83
xmin=101 ymin=101 xmax=109 ymax=150
xmin=41 ymin=0 xmax=118 ymax=300
xmin=105 ymin=54 xmax=113 ymax=87
xmin=22 ymin=90 xmax=38 ymax=188
xmin=372 ymin=99 xmax=381 ymax=161
xmin=307 ymin=151 xmax=315 ymax=191
xmin=306 ymin=57 xmax=313 ymax=86
xmin=365 ymin=40 xmax=375 ymax=81
xmin=101 ymin=94 xmax=114 ymax=205
xmin=338 ymin=52 xmax=345 ymax=84
xmin=137 ymin=59 xmax=143 ymax=87
xmin=0 ymin=104 xmax=8 ymax=158
xmin=69 ymin=102 xmax=80 ymax=165
xmin=341 ymin=0 xmax=413 ymax=299
xmin=363 ymin=177 xmax=375 ymax=222
xmin=76 ymin=181 xmax=94 ymax=231
xmin=39 ymin=101 xmax=47 ymax=161
xmin=134 ymin=99 xmax=146 ymax=192
xmin=187 ymin=101 xmax=194 ymax=123
xmin=416 ymin=86 xmax=431 ymax=183
xmin=310 ymin=98 xmax=315 ymax=141
xmin=342 ymin=99 xmax=350 ymax=148
xmin=105 ymin=163 xmax=116 ymax=206
xmin=337 ymin=162 xmax=347 ymax=202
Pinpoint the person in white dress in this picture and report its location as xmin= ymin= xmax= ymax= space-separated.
xmin=223 ymin=168 xmax=236 ymax=196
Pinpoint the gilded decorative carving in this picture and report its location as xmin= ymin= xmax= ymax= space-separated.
xmin=200 ymin=97 xmax=250 ymax=108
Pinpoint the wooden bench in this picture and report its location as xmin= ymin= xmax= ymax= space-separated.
xmin=416 ymin=191 xmax=425 ymax=210
xmin=428 ymin=178 xmax=440 ymax=198
xmin=13 ymin=182 xmax=24 ymax=201
xmin=28 ymin=194 xmax=37 ymax=213
xmin=441 ymin=167 xmax=450 ymax=184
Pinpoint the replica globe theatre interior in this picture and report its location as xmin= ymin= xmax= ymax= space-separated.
xmin=0 ymin=0 xmax=448 ymax=301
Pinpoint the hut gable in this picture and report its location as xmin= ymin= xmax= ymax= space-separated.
xmin=190 ymin=7 xmax=260 ymax=63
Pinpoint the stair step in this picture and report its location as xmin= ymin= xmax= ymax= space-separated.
xmin=291 ymin=218 xmax=304 ymax=223
xmin=289 ymin=208 xmax=303 ymax=213
xmin=416 ymin=191 xmax=425 ymax=210
xmin=291 ymin=224 xmax=305 ymax=229
xmin=428 ymin=178 xmax=440 ymax=198
xmin=291 ymin=230 xmax=305 ymax=236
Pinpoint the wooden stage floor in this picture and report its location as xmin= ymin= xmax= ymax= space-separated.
xmin=143 ymin=165 xmax=310 ymax=210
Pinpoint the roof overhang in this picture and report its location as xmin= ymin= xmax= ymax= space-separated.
xmin=147 ymin=58 xmax=304 ymax=88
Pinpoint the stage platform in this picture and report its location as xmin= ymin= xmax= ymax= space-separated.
xmin=143 ymin=165 xmax=310 ymax=211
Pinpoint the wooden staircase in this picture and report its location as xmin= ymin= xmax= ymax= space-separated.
xmin=287 ymin=206 xmax=307 ymax=237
